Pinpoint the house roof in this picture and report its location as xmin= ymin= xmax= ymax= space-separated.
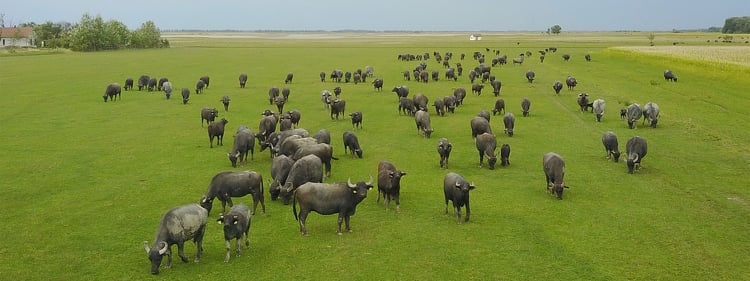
xmin=0 ymin=27 xmax=34 ymax=38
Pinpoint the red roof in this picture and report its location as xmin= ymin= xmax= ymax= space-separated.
xmin=0 ymin=27 xmax=34 ymax=38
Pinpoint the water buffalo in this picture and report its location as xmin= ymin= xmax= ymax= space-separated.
xmin=365 ymin=65 xmax=374 ymax=77
xmin=200 ymin=170 xmax=265 ymax=215
xmin=313 ymin=129 xmax=331 ymax=144
xmin=269 ymin=155 xmax=294 ymax=201
xmin=319 ymin=71 xmax=326 ymax=82
xmin=553 ymin=81 xmax=563 ymax=94
xmin=208 ymin=118 xmax=228 ymax=148
xmin=349 ymin=112 xmax=363 ymax=129
xmin=162 ymin=81 xmax=173 ymax=100
xmin=437 ymin=138 xmax=452 ymax=169
xmin=377 ymin=160 xmax=407 ymax=211
xmin=470 ymin=116 xmax=492 ymax=138
xmin=434 ymin=99 xmax=446 ymax=116
xmin=201 ymin=107 xmax=219 ymax=127
xmin=443 ymin=95 xmax=457 ymax=113
xmin=157 ymin=78 xmax=169 ymax=91
xmin=620 ymin=108 xmax=627 ymax=119
xmin=642 ymin=102 xmax=660 ymax=128
xmin=276 ymin=136 xmax=318 ymax=158
xmin=445 ymin=68 xmax=457 ymax=81
xmin=415 ymin=110 xmax=433 ymax=138
xmin=577 ymin=93 xmax=590 ymax=113
xmin=626 ymin=136 xmax=648 ymax=174
xmin=330 ymin=99 xmax=346 ymax=120
xmin=503 ymin=112 xmax=516 ymax=137
xmin=103 ymin=83 xmax=121 ymax=102
xmin=493 ymin=98 xmax=505 ymax=116
xmin=279 ymin=154 xmax=324 ymax=205
xmin=239 ymin=73 xmax=248 ymax=88
xmin=521 ymin=97 xmax=531 ymax=117
xmin=525 ymin=70 xmax=535 ymax=83
xmin=181 ymin=88 xmax=190 ymax=104
xmin=372 ymin=78 xmax=384 ymax=91
xmin=330 ymin=69 xmax=343 ymax=83
xmin=491 ymin=79 xmax=502 ymax=96
xmin=443 ymin=172 xmax=476 ymax=224
xmin=626 ymin=103 xmax=642 ymax=129
xmin=286 ymin=109 xmax=301 ymax=128
xmin=344 ymin=71 xmax=352 ymax=83
xmin=353 ymin=72 xmax=362 ymax=84
xmin=392 ymin=85 xmax=409 ymax=99
xmin=274 ymin=96 xmax=286 ymax=114
xmin=333 ymin=86 xmax=342 ymax=97
xmin=138 ymin=75 xmax=150 ymax=91
xmin=343 ymin=131 xmax=363 ymax=158
xmin=585 ymin=53 xmax=591 ymax=62
xmin=216 ymin=204 xmax=251 ymax=262
xmin=199 ymin=76 xmax=210 ymax=88
xmin=475 ymin=133 xmax=498 ymax=169
xmin=413 ymin=93 xmax=429 ymax=111
xmin=291 ymin=141 xmax=338 ymax=177
xmin=512 ymin=56 xmax=524 ymax=65
xmin=228 ymin=126 xmax=255 ymax=167
xmin=281 ymin=87 xmax=290 ymax=101
xmin=124 ymin=78 xmax=134 ymax=91
xmin=255 ymin=113 xmax=277 ymax=145
xmin=221 ymin=96 xmax=231 ymax=111
xmin=321 ymin=90 xmax=333 ymax=110
xmin=602 ymin=131 xmax=621 ymax=162
xmin=268 ymin=86 xmax=280 ymax=105
xmin=143 ymin=203 xmax=207 ymax=274
xmin=292 ymin=177 xmax=374 ymax=235
xmin=562 ymin=54 xmax=571 ymax=61
xmin=663 ymin=70 xmax=677 ymax=82
xmin=500 ymin=143 xmax=511 ymax=166
xmin=593 ymin=99 xmax=605 ymax=122
xmin=399 ymin=97 xmax=416 ymax=116
xmin=543 ymin=152 xmax=569 ymax=200
xmin=285 ymin=72 xmax=294 ymax=84
xmin=196 ymin=79 xmax=206 ymax=94
xmin=471 ymin=84 xmax=484 ymax=96
xmin=566 ymin=76 xmax=578 ymax=90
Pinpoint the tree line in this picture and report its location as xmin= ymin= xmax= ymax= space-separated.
xmin=21 ymin=13 xmax=168 ymax=51
xmin=722 ymin=16 xmax=750 ymax=34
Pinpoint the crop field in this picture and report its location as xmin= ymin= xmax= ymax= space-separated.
xmin=1 ymin=32 xmax=749 ymax=280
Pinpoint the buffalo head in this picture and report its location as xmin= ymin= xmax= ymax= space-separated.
xmin=144 ymin=241 xmax=169 ymax=275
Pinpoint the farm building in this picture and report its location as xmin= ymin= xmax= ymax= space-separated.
xmin=0 ymin=27 xmax=36 ymax=48
xmin=469 ymin=34 xmax=483 ymax=41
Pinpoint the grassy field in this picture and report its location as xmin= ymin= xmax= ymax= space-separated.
xmin=1 ymin=32 xmax=749 ymax=280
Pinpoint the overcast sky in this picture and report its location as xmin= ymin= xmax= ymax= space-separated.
xmin=1 ymin=0 xmax=747 ymax=31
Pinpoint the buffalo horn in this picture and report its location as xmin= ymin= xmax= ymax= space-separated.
xmin=157 ymin=241 xmax=168 ymax=255
xmin=347 ymin=178 xmax=356 ymax=188
xmin=366 ymin=175 xmax=373 ymax=186
xmin=143 ymin=241 xmax=151 ymax=254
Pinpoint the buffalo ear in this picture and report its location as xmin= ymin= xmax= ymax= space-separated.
xmin=401 ymin=171 xmax=407 ymax=176
xmin=564 ymin=185 xmax=570 ymax=189
xmin=468 ymin=183 xmax=476 ymax=190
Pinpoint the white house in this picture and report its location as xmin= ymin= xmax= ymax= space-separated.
xmin=0 ymin=27 xmax=36 ymax=48
xmin=469 ymin=34 xmax=483 ymax=41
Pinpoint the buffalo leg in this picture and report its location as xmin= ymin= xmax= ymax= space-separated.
xmin=464 ymin=202 xmax=471 ymax=223
xmin=336 ymin=215 xmax=344 ymax=235
xmin=344 ymin=215 xmax=352 ymax=233
xmin=454 ymin=206 xmax=462 ymax=224
xmin=394 ymin=194 xmax=401 ymax=212
xmin=224 ymin=240 xmax=231 ymax=262
xmin=177 ymin=242 xmax=188 ymax=263
xmin=236 ymin=236 xmax=243 ymax=256
xmin=298 ymin=210 xmax=309 ymax=236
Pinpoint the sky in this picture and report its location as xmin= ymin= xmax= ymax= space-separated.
xmin=1 ymin=0 xmax=748 ymax=32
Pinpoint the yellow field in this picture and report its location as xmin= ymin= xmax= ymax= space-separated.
xmin=614 ymin=46 xmax=750 ymax=67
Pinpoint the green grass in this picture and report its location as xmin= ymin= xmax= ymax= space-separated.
xmin=0 ymin=32 xmax=748 ymax=280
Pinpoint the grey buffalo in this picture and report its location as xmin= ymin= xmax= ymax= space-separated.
xmin=453 ymin=88 xmax=467 ymax=106
xmin=103 ymin=83 xmax=121 ymax=102
xmin=475 ymin=133 xmax=498 ymax=169
xmin=201 ymin=107 xmax=219 ymax=127
xmin=372 ymin=78 xmax=384 ymax=91
xmin=208 ymin=118 xmax=228 ymax=148
xmin=491 ymin=79 xmax=502 ymax=96
xmin=124 ymin=78 xmax=134 ymax=91
xmin=138 ymin=75 xmax=150 ymax=91
xmin=553 ymin=81 xmax=563 ymax=94
xmin=143 ymin=203 xmax=208 ymax=274
xmin=292 ymin=177 xmax=374 ymax=235
xmin=566 ymin=76 xmax=578 ymax=90
xmin=664 ymin=70 xmax=678 ymax=82
xmin=626 ymin=103 xmax=642 ymax=129
xmin=147 ymin=77 xmax=157 ymax=91
xmin=279 ymin=154 xmax=324 ymax=205
xmin=200 ymin=170 xmax=265 ymax=215
xmin=602 ymin=131 xmax=621 ymax=162
xmin=349 ymin=111 xmax=363 ymax=129
xmin=493 ymin=98 xmax=505 ymax=116
xmin=434 ymin=99 xmax=446 ymax=116
xmin=377 ymin=160 xmax=407 ymax=211
xmin=239 ymin=73 xmax=248 ymax=88
xmin=216 ymin=204 xmax=251 ymax=262
xmin=525 ymin=70 xmax=535 ymax=83
xmin=500 ymin=143 xmax=511 ymax=166
xmin=268 ymin=86 xmax=280 ymax=105
xmin=470 ymin=116 xmax=492 ymax=138
xmin=503 ymin=112 xmax=516 ymax=137
xmin=642 ymin=102 xmax=660 ymax=128
xmin=415 ymin=110 xmax=434 ymax=138
xmin=228 ymin=126 xmax=255 ymax=167
xmin=521 ymin=97 xmax=531 ymax=117
xmin=285 ymin=72 xmax=294 ymax=84
xmin=626 ymin=136 xmax=648 ymax=174
xmin=157 ymin=78 xmax=169 ymax=91
xmin=287 ymin=109 xmax=301 ymax=128
xmin=543 ymin=152 xmax=569 ymax=200
xmin=181 ymin=88 xmax=190 ymax=104
xmin=443 ymin=95 xmax=457 ymax=113
xmin=313 ymin=129 xmax=331 ymax=144
xmin=343 ymin=131 xmax=363 ymax=158
xmin=392 ymin=85 xmax=409 ymax=98
xmin=162 ymin=81 xmax=173 ymax=100
xmin=413 ymin=93 xmax=428 ymax=111
xmin=199 ymin=76 xmax=210 ymax=88
xmin=269 ymin=155 xmax=294 ymax=201
xmin=593 ymin=99 xmax=605 ymax=122
xmin=577 ymin=93 xmax=591 ymax=113
xmin=196 ymin=79 xmax=206 ymax=94
xmin=330 ymin=99 xmax=346 ymax=120
xmin=443 ymin=172 xmax=476 ymax=224
xmin=221 ymin=96 xmax=231 ymax=111
xmin=399 ymin=97 xmax=416 ymax=116
xmin=437 ymin=138 xmax=452 ymax=169
xmin=291 ymin=142 xmax=338 ymax=177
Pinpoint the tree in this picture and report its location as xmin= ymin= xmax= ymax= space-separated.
xmin=550 ymin=25 xmax=562 ymax=34
xmin=68 ymin=13 xmax=106 ymax=51
xmin=722 ymin=16 xmax=750 ymax=34
xmin=647 ymin=33 xmax=656 ymax=46
xmin=130 ymin=21 xmax=165 ymax=48
xmin=33 ymin=21 xmax=72 ymax=48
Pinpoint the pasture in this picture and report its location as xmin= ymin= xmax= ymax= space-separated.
xmin=1 ymin=31 xmax=749 ymax=280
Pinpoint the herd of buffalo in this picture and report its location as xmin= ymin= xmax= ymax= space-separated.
xmin=108 ymin=46 xmax=672 ymax=274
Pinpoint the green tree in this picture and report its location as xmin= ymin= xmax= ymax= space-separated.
xmin=722 ymin=16 xmax=750 ymax=34
xmin=550 ymin=25 xmax=562 ymax=34
xmin=32 ymin=21 xmax=71 ymax=48
xmin=68 ymin=13 xmax=106 ymax=51
xmin=104 ymin=20 xmax=130 ymax=49
xmin=130 ymin=21 xmax=164 ymax=48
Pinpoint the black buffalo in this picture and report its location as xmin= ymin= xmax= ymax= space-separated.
xmin=500 ymin=143 xmax=511 ymax=166
xmin=525 ymin=70 xmax=535 ymax=83
xmin=279 ymin=154 xmax=324 ymax=205
xmin=470 ymin=116 xmax=492 ymax=138
xmin=292 ymin=177 xmax=374 ymax=235
xmin=577 ymin=93 xmax=591 ymax=113
xmin=349 ymin=111 xmax=363 ymax=129
xmin=475 ymin=133 xmax=498 ymax=169
xmin=285 ymin=72 xmax=294 ymax=84
xmin=124 ymin=78 xmax=134 ymax=91
xmin=313 ymin=129 xmax=331 ymax=144
xmin=181 ymin=88 xmax=190 ymax=104
xmin=228 ymin=126 xmax=255 ymax=167
xmin=221 ymin=96 xmax=231 ymax=111
xmin=602 ymin=131 xmax=621 ymax=162
xmin=553 ymin=81 xmax=563 ymax=94
xmin=269 ymin=155 xmax=294 ymax=201
xmin=377 ymin=160 xmax=407 ymax=211
xmin=503 ymin=112 xmax=516 ymax=137
xmin=343 ymin=131 xmax=363 ymax=158
xmin=239 ymin=73 xmax=248 ymax=88
xmin=330 ymin=99 xmax=346 ymax=120
xmin=200 ymin=170 xmax=265 ymax=215
xmin=521 ymin=97 xmax=531 ymax=117
xmin=144 ymin=204 xmax=208 ymax=274
xmin=626 ymin=103 xmax=642 ymax=129
xmin=415 ymin=110 xmax=433 ymax=138
xmin=138 ymin=75 xmax=150 ymax=91
xmin=216 ymin=204 xmax=251 ymax=262
xmin=201 ymin=107 xmax=219 ymax=127
xmin=663 ymin=70 xmax=678 ymax=82
xmin=199 ymin=76 xmax=210 ymax=88
xmin=437 ymin=138 xmax=452 ymax=169
xmin=103 ymin=83 xmax=121 ymax=102
xmin=491 ymin=79 xmax=502 ymax=96
xmin=543 ymin=152 xmax=569 ymax=199
xmin=493 ymin=98 xmax=505 ymax=116
xmin=626 ymin=136 xmax=648 ymax=174
xmin=372 ymin=78 xmax=384 ymax=91
xmin=566 ymin=76 xmax=577 ymax=90
xmin=443 ymin=172 xmax=475 ymax=224
xmin=208 ymin=118 xmax=228 ymax=148
xmin=196 ymin=79 xmax=206 ymax=94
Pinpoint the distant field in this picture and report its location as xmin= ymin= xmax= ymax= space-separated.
xmin=1 ymin=32 xmax=749 ymax=280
